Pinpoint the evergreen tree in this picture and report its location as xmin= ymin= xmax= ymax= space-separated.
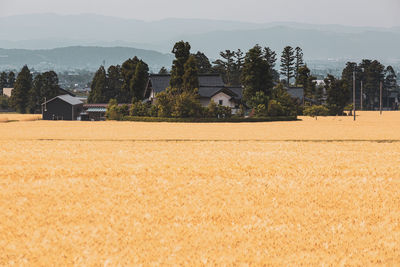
xmin=182 ymin=55 xmax=199 ymax=92
xmin=263 ymin=47 xmax=277 ymax=68
xmin=158 ymin=67 xmax=169 ymax=74
xmin=27 ymin=71 xmax=61 ymax=113
xmin=8 ymin=71 xmax=16 ymax=87
xmin=384 ymin=66 xmax=397 ymax=91
xmin=241 ymin=45 xmax=273 ymax=105
xmin=294 ymin=47 xmax=304 ymax=83
xmin=194 ymin=51 xmax=212 ymax=74
xmin=10 ymin=65 xmax=32 ymax=113
xmin=170 ymin=41 xmax=191 ymax=89
xmin=296 ymin=65 xmax=317 ymax=102
xmin=0 ymin=72 xmax=7 ymax=94
xmin=213 ymin=49 xmax=243 ymax=86
xmin=325 ymin=74 xmax=350 ymax=115
xmin=88 ymin=66 xmax=107 ymax=103
xmin=106 ymin=65 xmax=122 ymax=102
xmin=213 ymin=50 xmax=236 ymax=85
xmin=359 ymin=59 xmax=385 ymax=109
xmin=121 ymin=57 xmax=140 ymax=103
xmin=131 ymin=60 xmax=149 ymax=100
xmin=280 ymin=46 xmax=295 ymax=85
xmin=263 ymin=47 xmax=279 ymax=82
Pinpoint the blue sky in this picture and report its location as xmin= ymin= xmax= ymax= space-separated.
xmin=1 ymin=0 xmax=399 ymax=27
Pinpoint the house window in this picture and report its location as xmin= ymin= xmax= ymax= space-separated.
xmin=219 ymin=100 xmax=223 ymax=105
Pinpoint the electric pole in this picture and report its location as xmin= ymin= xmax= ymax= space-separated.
xmin=353 ymin=70 xmax=356 ymax=121
xmin=380 ymin=81 xmax=383 ymax=115
xmin=360 ymin=80 xmax=363 ymax=110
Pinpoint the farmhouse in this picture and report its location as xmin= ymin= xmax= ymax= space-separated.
xmin=42 ymin=94 xmax=83 ymax=120
xmin=144 ymin=74 xmax=243 ymax=113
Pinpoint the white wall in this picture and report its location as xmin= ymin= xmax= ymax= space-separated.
xmin=211 ymin=92 xmax=235 ymax=108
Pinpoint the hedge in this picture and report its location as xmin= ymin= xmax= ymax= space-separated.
xmin=120 ymin=116 xmax=298 ymax=123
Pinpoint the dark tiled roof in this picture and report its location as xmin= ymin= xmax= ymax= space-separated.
xmin=148 ymin=74 xmax=225 ymax=94
xmin=227 ymin=87 xmax=243 ymax=99
xmin=286 ymin=87 xmax=304 ymax=99
xmin=43 ymin=94 xmax=83 ymax=106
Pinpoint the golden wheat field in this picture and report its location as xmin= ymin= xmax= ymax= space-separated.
xmin=1 ymin=112 xmax=400 ymax=265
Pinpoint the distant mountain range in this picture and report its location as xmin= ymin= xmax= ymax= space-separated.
xmin=0 ymin=13 xmax=399 ymax=71
xmin=0 ymin=46 xmax=173 ymax=72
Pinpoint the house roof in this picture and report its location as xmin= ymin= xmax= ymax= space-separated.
xmin=286 ymin=87 xmax=304 ymax=99
xmin=148 ymin=74 xmax=225 ymax=94
xmin=43 ymin=94 xmax=83 ymax=106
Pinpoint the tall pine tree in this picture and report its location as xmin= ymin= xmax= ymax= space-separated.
xmin=182 ymin=55 xmax=199 ymax=93
xmin=241 ymin=45 xmax=273 ymax=104
xmin=10 ymin=66 xmax=32 ymax=113
xmin=280 ymin=46 xmax=295 ymax=86
xmin=170 ymin=41 xmax=191 ymax=90
xmin=88 ymin=66 xmax=107 ymax=103
xmin=294 ymin=47 xmax=304 ymax=83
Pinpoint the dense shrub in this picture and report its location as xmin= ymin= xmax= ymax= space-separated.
xmin=303 ymin=105 xmax=330 ymax=117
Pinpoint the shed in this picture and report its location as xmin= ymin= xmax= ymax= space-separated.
xmin=42 ymin=94 xmax=83 ymax=120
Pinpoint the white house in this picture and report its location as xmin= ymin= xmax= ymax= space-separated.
xmin=144 ymin=74 xmax=243 ymax=113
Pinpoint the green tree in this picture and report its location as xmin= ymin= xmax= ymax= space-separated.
xmin=27 ymin=71 xmax=60 ymax=113
xmin=296 ymin=65 xmax=317 ymax=102
xmin=194 ymin=52 xmax=212 ymax=74
xmin=158 ymin=67 xmax=169 ymax=74
xmin=241 ymin=45 xmax=273 ymax=105
xmin=10 ymin=66 xmax=32 ymax=113
xmin=294 ymin=47 xmax=304 ymax=83
xmin=359 ymin=60 xmax=385 ymax=109
xmin=280 ymin=46 xmax=295 ymax=85
xmin=120 ymin=57 xmax=140 ymax=103
xmin=325 ymin=74 xmax=350 ymax=115
xmin=170 ymin=41 xmax=191 ymax=90
xmin=263 ymin=47 xmax=279 ymax=82
xmin=0 ymin=72 xmax=7 ymax=94
xmin=8 ymin=71 xmax=16 ymax=87
xmin=131 ymin=60 xmax=149 ymax=100
xmin=213 ymin=49 xmax=243 ymax=86
xmin=88 ymin=66 xmax=107 ymax=103
xmin=384 ymin=66 xmax=397 ymax=91
xmin=182 ymin=55 xmax=199 ymax=92
xmin=106 ymin=65 xmax=122 ymax=102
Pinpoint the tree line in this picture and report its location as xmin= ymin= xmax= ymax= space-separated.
xmin=106 ymin=41 xmax=299 ymax=120
xmin=1 ymin=66 xmax=63 ymax=113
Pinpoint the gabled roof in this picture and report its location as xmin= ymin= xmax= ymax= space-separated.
xmin=286 ymin=87 xmax=304 ymax=99
xmin=43 ymin=94 xmax=83 ymax=106
xmin=148 ymin=74 xmax=225 ymax=94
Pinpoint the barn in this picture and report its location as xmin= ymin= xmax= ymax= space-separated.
xmin=42 ymin=94 xmax=83 ymax=120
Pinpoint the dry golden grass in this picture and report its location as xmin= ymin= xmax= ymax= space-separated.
xmin=0 ymin=114 xmax=41 ymax=122
xmin=0 ymin=111 xmax=399 ymax=265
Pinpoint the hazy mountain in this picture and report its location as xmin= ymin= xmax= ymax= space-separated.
xmin=0 ymin=13 xmax=399 ymax=71
xmin=0 ymin=46 xmax=174 ymax=71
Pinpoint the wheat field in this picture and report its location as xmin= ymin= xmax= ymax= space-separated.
xmin=0 ymin=112 xmax=399 ymax=265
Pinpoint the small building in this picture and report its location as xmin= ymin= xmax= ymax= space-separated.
xmin=82 ymin=104 xmax=108 ymax=121
xmin=144 ymin=74 xmax=243 ymax=113
xmin=2 ymin=88 xmax=13 ymax=97
xmin=42 ymin=94 xmax=83 ymax=120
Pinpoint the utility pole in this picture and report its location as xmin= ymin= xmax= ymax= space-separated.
xmin=380 ymin=81 xmax=383 ymax=115
xmin=360 ymin=80 xmax=363 ymax=110
xmin=353 ymin=70 xmax=356 ymax=121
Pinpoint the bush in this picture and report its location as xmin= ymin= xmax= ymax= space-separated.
xmin=122 ymin=116 xmax=297 ymax=123
xmin=267 ymin=100 xmax=284 ymax=117
xmin=0 ymin=96 xmax=9 ymax=110
xmin=130 ymin=101 xmax=148 ymax=117
xmin=303 ymin=105 xmax=329 ymax=117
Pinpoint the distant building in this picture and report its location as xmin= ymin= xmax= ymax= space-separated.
xmin=144 ymin=74 xmax=243 ymax=113
xmin=2 ymin=88 xmax=13 ymax=97
xmin=81 ymin=104 xmax=108 ymax=121
xmin=42 ymin=95 xmax=83 ymax=120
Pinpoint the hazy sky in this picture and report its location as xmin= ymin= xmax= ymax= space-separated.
xmin=1 ymin=0 xmax=399 ymax=27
